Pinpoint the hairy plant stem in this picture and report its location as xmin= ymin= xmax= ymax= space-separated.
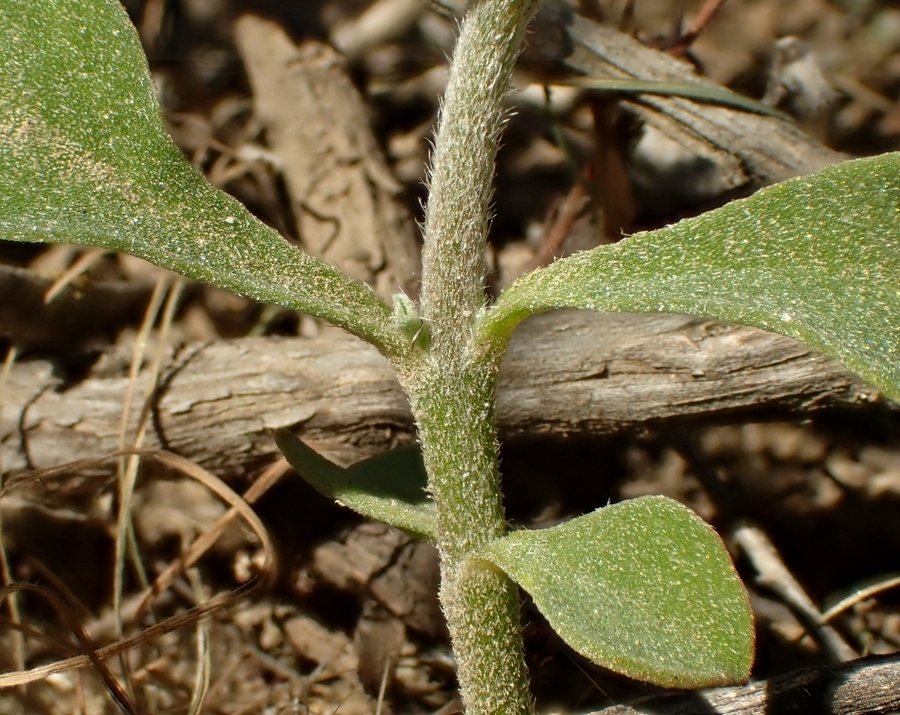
xmin=419 ymin=0 xmax=541 ymax=356
xmin=406 ymin=1 xmax=541 ymax=714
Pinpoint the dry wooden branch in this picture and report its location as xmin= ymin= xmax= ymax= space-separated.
xmin=733 ymin=523 xmax=857 ymax=663
xmin=233 ymin=15 xmax=421 ymax=301
xmin=527 ymin=4 xmax=846 ymax=190
xmin=2 ymin=311 xmax=886 ymax=478
xmin=591 ymin=652 xmax=900 ymax=715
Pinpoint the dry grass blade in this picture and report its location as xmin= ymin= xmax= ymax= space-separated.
xmin=113 ymin=273 xmax=172 ymax=641
xmin=821 ymin=574 xmax=900 ymax=624
xmin=132 ymin=457 xmax=289 ymax=625
xmin=0 ymin=582 xmax=138 ymax=714
xmin=42 ymin=248 xmax=107 ymax=304
xmin=0 ymin=448 xmax=273 ymax=699
xmin=186 ymin=568 xmax=212 ymax=715
xmin=109 ymin=273 xmax=173 ymax=709
xmin=0 ymin=346 xmax=24 ymax=674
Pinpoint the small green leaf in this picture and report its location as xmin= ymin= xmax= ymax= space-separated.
xmin=478 ymin=495 xmax=754 ymax=688
xmin=561 ymin=77 xmax=790 ymax=120
xmin=276 ymin=431 xmax=436 ymax=542
xmin=0 ymin=0 xmax=403 ymax=357
xmin=482 ymin=154 xmax=900 ymax=402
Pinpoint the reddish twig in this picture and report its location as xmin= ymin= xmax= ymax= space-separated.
xmin=668 ymin=0 xmax=728 ymax=57
xmin=525 ymin=179 xmax=590 ymax=272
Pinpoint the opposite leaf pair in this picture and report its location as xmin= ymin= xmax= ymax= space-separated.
xmin=277 ymin=432 xmax=753 ymax=687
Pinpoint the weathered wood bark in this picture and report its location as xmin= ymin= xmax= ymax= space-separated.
xmin=527 ymin=6 xmax=847 ymax=190
xmin=591 ymin=652 xmax=900 ymax=715
xmin=2 ymin=311 xmax=885 ymax=479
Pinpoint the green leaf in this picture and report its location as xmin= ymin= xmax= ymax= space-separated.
xmin=561 ymin=77 xmax=790 ymax=121
xmin=0 ymin=0 xmax=403 ymax=357
xmin=482 ymin=154 xmax=900 ymax=402
xmin=275 ymin=431 xmax=436 ymax=542
xmin=478 ymin=496 xmax=754 ymax=688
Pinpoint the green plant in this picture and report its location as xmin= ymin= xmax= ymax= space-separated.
xmin=2 ymin=1 xmax=899 ymax=714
